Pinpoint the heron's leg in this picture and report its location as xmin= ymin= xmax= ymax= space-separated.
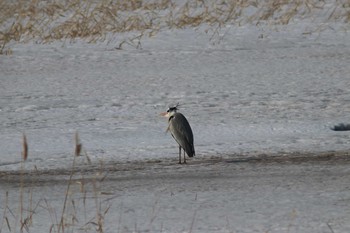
xmin=183 ymin=149 xmax=187 ymax=164
xmin=178 ymin=146 xmax=182 ymax=164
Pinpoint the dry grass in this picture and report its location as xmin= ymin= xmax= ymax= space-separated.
xmin=1 ymin=0 xmax=350 ymax=53
xmin=0 ymin=133 xmax=110 ymax=233
xmin=22 ymin=133 xmax=28 ymax=161
xmin=75 ymin=131 xmax=82 ymax=157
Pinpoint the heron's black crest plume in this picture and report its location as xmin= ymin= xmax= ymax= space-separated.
xmin=167 ymin=103 xmax=180 ymax=113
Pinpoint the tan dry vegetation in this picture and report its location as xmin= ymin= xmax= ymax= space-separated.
xmin=0 ymin=133 xmax=109 ymax=233
xmin=0 ymin=0 xmax=350 ymax=53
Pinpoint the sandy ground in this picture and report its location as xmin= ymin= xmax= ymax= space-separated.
xmin=1 ymin=152 xmax=350 ymax=233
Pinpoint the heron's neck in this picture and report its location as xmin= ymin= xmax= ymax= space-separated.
xmin=167 ymin=111 xmax=177 ymax=122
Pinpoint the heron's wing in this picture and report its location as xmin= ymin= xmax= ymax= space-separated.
xmin=170 ymin=114 xmax=193 ymax=142
xmin=169 ymin=113 xmax=195 ymax=156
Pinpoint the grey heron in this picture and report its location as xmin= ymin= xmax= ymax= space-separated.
xmin=160 ymin=104 xmax=195 ymax=164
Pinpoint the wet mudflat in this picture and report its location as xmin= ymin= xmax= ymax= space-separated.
xmin=1 ymin=152 xmax=350 ymax=233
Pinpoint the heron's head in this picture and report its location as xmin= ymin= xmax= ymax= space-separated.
xmin=160 ymin=104 xmax=179 ymax=118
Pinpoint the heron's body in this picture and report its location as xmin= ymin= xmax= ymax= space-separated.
xmin=161 ymin=105 xmax=195 ymax=164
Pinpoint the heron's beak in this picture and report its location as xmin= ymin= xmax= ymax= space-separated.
xmin=160 ymin=112 xmax=168 ymax=117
